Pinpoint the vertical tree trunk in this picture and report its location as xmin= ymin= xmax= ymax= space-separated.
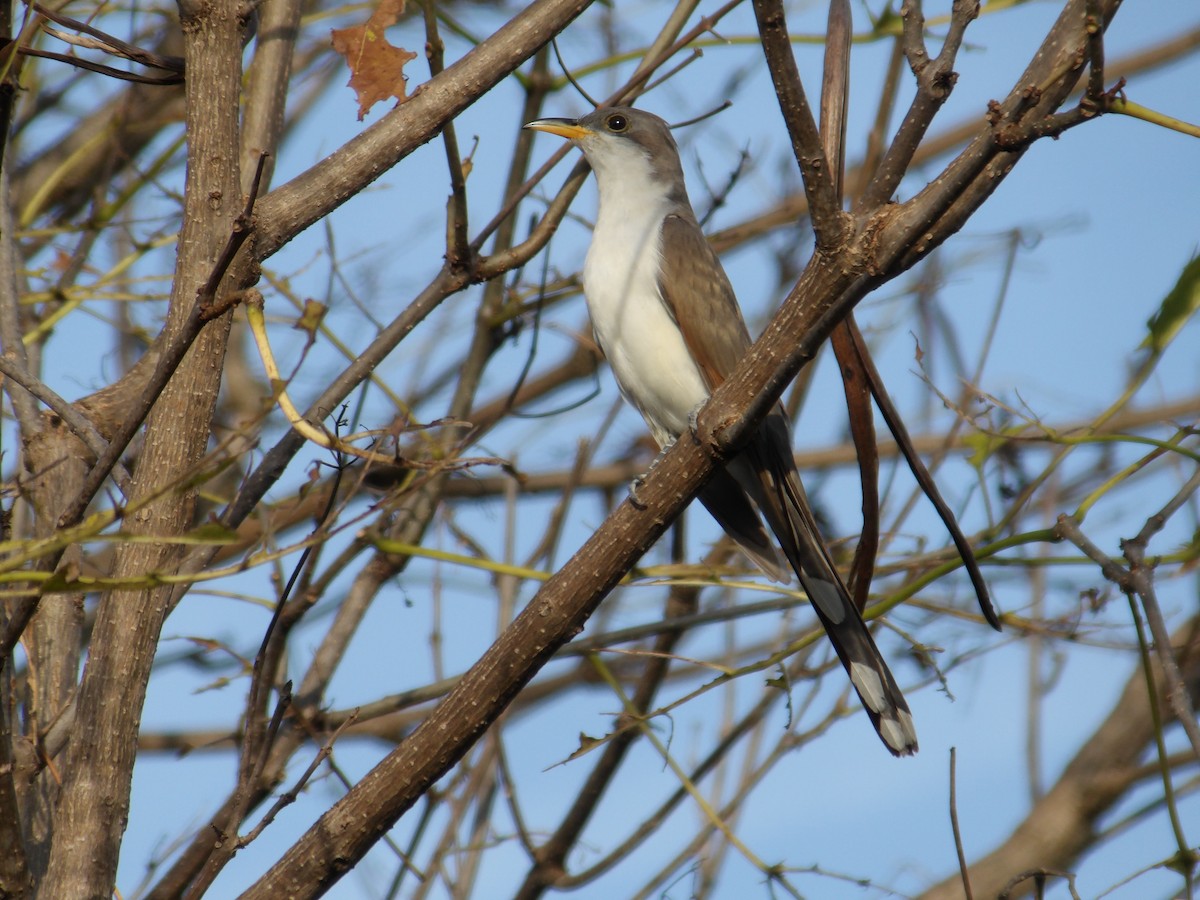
xmin=37 ymin=1 xmax=245 ymax=893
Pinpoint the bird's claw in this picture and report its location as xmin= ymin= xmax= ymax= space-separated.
xmin=628 ymin=438 xmax=676 ymax=509
xmin=629 ymin=476 xmax=648 ymax=509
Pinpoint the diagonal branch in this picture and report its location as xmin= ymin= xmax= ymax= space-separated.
xmin=32 ymin=2 xmax=184 ymax=73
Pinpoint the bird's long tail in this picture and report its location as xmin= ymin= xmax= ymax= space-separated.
xmin=733 ymin=419 xmax=918 ymax=757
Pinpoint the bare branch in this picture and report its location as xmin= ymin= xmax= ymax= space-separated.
xmin=751 ymin=0 xmax=845 ymax=246
xmin=858 ymin=0 xmax=980 ymax=210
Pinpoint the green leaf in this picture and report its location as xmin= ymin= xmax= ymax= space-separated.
xmin=1144 ymin=253 xmax=1200 ymax=353
xmin=962 ymin=431 xmax=1005 ymax=470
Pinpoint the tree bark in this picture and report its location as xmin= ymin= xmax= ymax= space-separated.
xmin=37 ymin=0 xmax=245 ymax=893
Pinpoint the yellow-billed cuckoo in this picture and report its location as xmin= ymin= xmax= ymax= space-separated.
xmin=525 ymin=108 xmax=917 ymax=756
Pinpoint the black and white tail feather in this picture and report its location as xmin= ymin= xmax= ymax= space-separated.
xmin=729 ymin=412 xmax=919 ymax=757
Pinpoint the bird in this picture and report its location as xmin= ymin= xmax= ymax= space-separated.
xmin=524 ymin=107 xmax=917 ymax=756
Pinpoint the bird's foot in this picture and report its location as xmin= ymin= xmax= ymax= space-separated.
xmin=628 ymin=439 xmax=675 ymax=509
xmin=629 ymin=475 xmax=648 ymax=509
xmin=687 ymin=402 xmax=706 ymax=439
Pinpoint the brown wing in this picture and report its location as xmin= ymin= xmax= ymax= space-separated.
xmin=656 ymin=213 xmax=754 ymax=391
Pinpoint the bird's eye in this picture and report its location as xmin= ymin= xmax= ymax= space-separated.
xmin=606 ymin=114 xmax=628 ymax=133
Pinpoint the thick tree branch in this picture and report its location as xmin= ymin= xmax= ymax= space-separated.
xmin=37 ymin=0 xmax=246 ymax=892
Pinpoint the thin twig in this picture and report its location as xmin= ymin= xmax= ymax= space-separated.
xmin=180 ymin=681 xmax=298 ymax=897
xmin=422 ymin=0 xmax=471 ymax=271
xmin=551 ymin=37 xmax=597 ymax=107
xmin=33 ymin=1 xmax=184 ymax=72
xmin=1126 ymin=595 xmax=1194 ymax=882
xmin=999 ymin=869 xmax=1082 ymax=900
xmin=239 ymin=706 xmax=360 ymax=848
xmin=859 ymin=0 xmax=980 ymax=210
xmin=1055 ymin=501 xmax=1200 ymax=759
xmin=751 ymin=0 xmax=844 ymax=246
xmin=14 ymin=46 xmax=183 ymax=84
xmin=949 ymin=747 xmax=975 ymax=900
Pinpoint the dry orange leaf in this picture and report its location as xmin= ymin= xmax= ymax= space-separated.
xmin=331 ymin=0 xmax=419 ymax=121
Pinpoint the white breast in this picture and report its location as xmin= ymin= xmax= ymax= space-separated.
xmin=581 ymin=160 xmax=710 ymax=447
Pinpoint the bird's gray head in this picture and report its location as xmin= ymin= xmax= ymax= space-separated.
xmin=524 ymin=107 xmax=689 ymax=208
